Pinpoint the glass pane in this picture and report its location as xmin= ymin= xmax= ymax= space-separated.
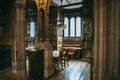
xmin=30 ymin=21 xmax=35 ymax=37
xmin=64 ymin=17 xmax=69 ymax=37
xmin=70 ymin=17 xmax=75 ymax=37
xmin=76 ymin=17 xmax=81 ymax=37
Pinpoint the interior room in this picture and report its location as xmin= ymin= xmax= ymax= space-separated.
xmin=0 ymin=0 xmax=120 ymax=80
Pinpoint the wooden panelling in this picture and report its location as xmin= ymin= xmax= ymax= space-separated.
xmin=62 ymin=38 xmax=83 ymax=47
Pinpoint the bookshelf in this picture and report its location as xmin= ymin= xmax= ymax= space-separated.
xmin=0 ymin=10 xmax=5 ymax=37
xmin=82 ymin=19 xmax=92 ymax=59
xmin=49 ymin=6 xmax=58 ymax=50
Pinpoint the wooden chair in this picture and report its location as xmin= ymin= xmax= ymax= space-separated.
xmin=60 ymin=49 xmax=69 ymax=69
xmin=53 ymin=50 xmax=60 ymax=72
xmin=68 ymin=48 xmax=75 ymax=59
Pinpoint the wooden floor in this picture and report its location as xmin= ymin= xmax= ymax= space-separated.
xmin=0 ymin=69 xmax=17 ymax=80
xmin=49 ymin=60 xmax=90 ymax=80
xmin=0 ymin=60 xmax=90 ymax=80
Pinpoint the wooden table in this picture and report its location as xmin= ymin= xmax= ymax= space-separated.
xmin=62 ymin=47 xmax=83 ymax=59
xmin=62 ymin=47 xmax=82 ymax=50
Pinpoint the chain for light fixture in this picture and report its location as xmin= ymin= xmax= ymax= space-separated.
xmin=57 ymin=0 xmax=66 ymax=29
xmin=60 ymin=0 xmax=62 ymax=6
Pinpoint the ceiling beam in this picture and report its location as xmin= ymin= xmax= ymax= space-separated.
xmin=60 ymin=2 xmax=83 ymax=7
xmin=66 ymin=0 xmax=70 ymax=4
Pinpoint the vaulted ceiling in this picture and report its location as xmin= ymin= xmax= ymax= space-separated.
xmin=52 ymin=0 xmax=83 ymax=6
xmin=52 ymin=0 xmax=84 ymax=9
xmin=26 ymin=0 xmax=92 ymax=19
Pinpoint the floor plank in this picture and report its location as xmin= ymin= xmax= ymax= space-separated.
xmin=49 ymin=60 xmax=90 ymax=80
xmin=0 ymin=60 xmax=90 ymax=80
xmin=0 ymin=69 xmax=17 ymax=80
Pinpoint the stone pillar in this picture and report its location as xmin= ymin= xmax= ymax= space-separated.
xmin=44 ymin=11 xmax=50 ymax=43
xmin=35 ymin=0 xmax=54 ymax=79
xmin=93 ymin=0 xmax=99 ymax=79
xmin=105 ymin=0 xmax=120 ymax=80
xmin=93 ymin=0 xmax=120 ymax=80
xmin=93 ymin=0 xmax=107 ymax=80
xmin=38 ymin=8 xmax=44 ymax=42
xmin=15 ymin=0 xmax=27 ymax=80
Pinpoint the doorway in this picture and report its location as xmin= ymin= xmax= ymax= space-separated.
xmin=51 ymin=0 xmax=93 ymax=80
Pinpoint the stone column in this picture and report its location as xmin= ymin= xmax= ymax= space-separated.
xmin=37 ymin=0 xmax=50 ymax=43
xmin=43 ymin=1 xmax=54 ymax=78
xmin=44 ymin=11 xmax=50 ymax=43
xmin=105 ymin=0 xmax=120 ymax=80
xmin=38 ymin=8 xmax=44 ymax=43
xmin=35 ymin=0 xmax=54 ymax=79
xmin=93 ymin=0 xmax=107 ymax=80
xmin=93 ymin=0 xmax=99 ymax=79
xmin=93 ymin=0 xmax=120 ymax=80
xmin=15 ymin=0 xmax=27 ymax=80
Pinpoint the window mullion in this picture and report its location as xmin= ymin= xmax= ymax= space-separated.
xmin=81 ymin=16 xmax=83 ymax=37
xmin=63 ymin=12 xmax=82 ymax=38
xmin=75 ymin=17 xmax=76 ymax=37
xmin=68 ymin=17 xmax=70 ymax=38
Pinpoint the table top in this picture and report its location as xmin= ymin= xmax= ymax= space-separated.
xmin=62 ymin=47 xmax=82 ymax=50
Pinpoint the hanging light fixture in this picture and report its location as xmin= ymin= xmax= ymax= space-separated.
xmin=57 ymin=0 xmax=66 ymax=29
